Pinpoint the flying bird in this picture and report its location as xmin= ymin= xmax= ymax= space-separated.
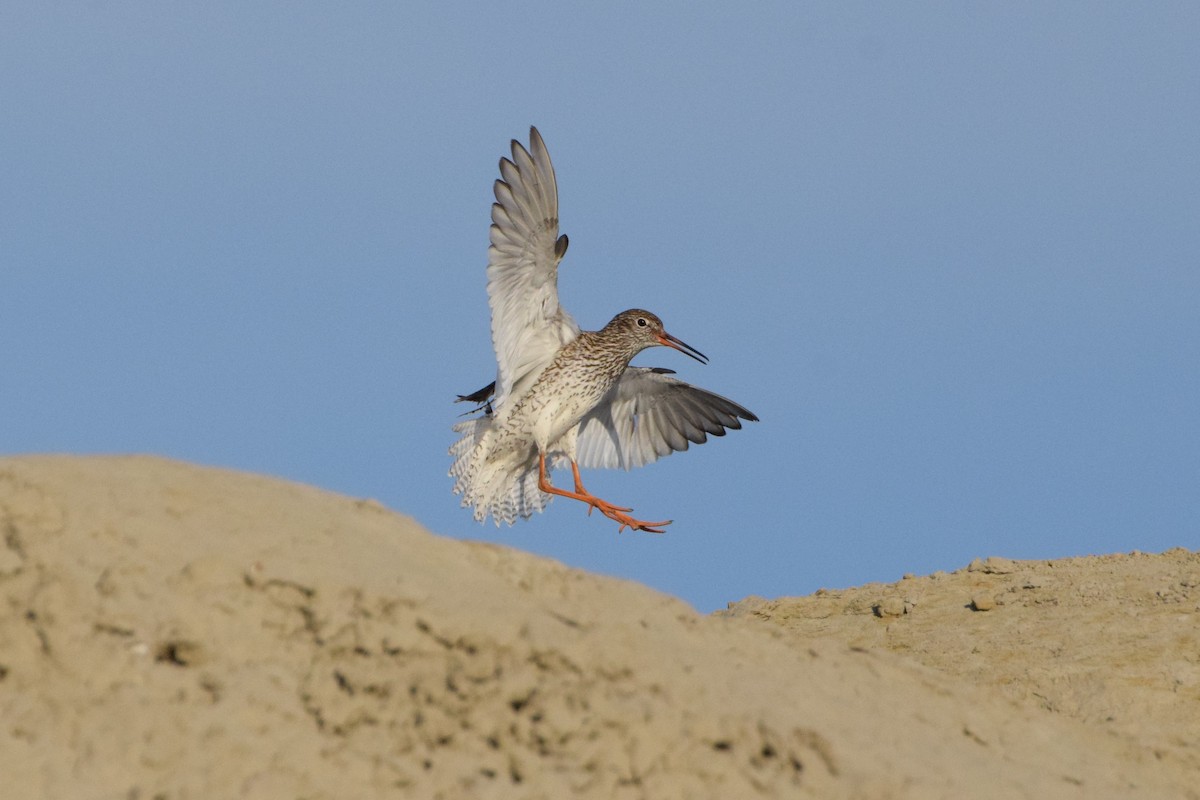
xmin=450 ymin=128 xmax=757 ymax=532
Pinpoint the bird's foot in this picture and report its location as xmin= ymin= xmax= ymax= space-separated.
xmin=577 ymin=492 xmax=669 ymax=533
xmin=581 ymin=495 xmax=633 ymax=518
xmin=604 ymin=508 xmax=673 ymax=535
xmin=546 ymin=455 xmax=672 ymax=533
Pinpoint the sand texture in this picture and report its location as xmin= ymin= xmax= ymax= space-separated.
xmin=1 ymin=455 xmax=1195 ymax=798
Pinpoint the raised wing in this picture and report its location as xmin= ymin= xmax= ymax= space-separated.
xmin=487 ymin=127 xmax=579 ymax=408
xmin=574 ymin=367 xmax=758 ymax=470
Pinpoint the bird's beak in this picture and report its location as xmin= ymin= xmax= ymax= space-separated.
xmin=657 ymin=331 xmax=708 ymax=364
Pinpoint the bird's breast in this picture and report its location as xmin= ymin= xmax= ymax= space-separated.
xmin=510 ymin=353 xmax=624 ymax=449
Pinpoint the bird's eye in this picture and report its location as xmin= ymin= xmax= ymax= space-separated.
xmin=636 ymin=317 xmax=647 ymax=327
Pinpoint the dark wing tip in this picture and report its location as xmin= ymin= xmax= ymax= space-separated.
xmin=455 ymin=381 xmax=496 ymax=405
xmin=510 ymin=137 xmax=532 ymax=162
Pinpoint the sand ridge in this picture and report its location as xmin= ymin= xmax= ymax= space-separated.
xmin=724 ymin=550 xmax=1200 ymax=777
xmin=0 ymin=455 xmax=1195 ymax=798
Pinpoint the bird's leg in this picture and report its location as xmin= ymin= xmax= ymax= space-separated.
xmin=537 ymin=453 xmax=672 ymax=534
xmin=570 ymin=461 xmax=632 ymax=515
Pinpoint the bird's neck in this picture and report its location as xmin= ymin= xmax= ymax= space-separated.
xmin=572 ymin=331 xmax=638 ymax=380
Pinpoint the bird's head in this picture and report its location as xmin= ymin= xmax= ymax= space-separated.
xmin=605 ymin=309 xmax=708 ymax=364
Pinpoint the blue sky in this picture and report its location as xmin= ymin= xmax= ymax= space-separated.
xmin=3 ymin=2 xmax=1197 ymax=611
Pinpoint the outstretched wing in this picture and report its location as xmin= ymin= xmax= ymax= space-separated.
xmin=574 ymin=367 xmax=758 ymax=470
xmin=487 ymin=127 xmax=579 ymax=408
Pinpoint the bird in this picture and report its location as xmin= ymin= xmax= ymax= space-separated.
xmin=450 ymin=127 xmax=757 ymax=533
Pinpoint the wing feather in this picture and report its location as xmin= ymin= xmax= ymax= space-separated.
xmin=575 ymin=367 xmax=758 ymax=470
xmin=486 ymin=127 xmax=579 ymax=409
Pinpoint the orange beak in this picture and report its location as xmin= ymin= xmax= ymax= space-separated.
xmin=657 ymin=331 xmax=708 ymax=364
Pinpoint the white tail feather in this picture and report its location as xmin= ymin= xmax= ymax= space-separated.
xmin=450 ymin=417 xmax=553 ymax=525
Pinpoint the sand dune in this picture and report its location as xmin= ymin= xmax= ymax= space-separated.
xmin=1 ymin=455 xmax=1195 ymax=798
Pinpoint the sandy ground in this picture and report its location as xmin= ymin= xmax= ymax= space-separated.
xmin=1 ymin=455 xmax=1195 ymax=799
xmin=723 ymin=550 xmax=1200 ymax=783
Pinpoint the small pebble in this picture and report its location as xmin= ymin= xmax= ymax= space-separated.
xmin=967 ymin=556 xmax=1017 ymax=575
xmin=877 ymin=596 xmax=906 ymax=617
xmin=971 ymin=594 xmax=996 ymax=612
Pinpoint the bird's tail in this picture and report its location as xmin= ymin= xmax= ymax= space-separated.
xmin=449 ymin=417 xmax=552 ymax=525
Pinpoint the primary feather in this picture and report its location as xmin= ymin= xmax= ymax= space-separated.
xmin=486 ymin=128 xmax=578 ymax=410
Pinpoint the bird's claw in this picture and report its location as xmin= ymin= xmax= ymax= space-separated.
xmin=580 ymin=497 xmax=669 ymax=533
xmin=578 ymin=496 xmax=668 ymax=532
xmin=583 ymin=497 xmax=634 ymax=517
xmin=610 ymin=511 xmax=672 ymax=535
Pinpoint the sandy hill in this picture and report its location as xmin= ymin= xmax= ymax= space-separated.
xmin=0 ymin=455 xmax=1195 ymax=799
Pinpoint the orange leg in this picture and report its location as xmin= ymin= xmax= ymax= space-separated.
xmin=537 ymin=453 xmax=672 ymax=534
xmin=571 ymin=461 xmax=631 ymax=516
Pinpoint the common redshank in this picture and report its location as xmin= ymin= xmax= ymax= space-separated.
xmin=450 ymin=127 xmax=757 ymax=533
